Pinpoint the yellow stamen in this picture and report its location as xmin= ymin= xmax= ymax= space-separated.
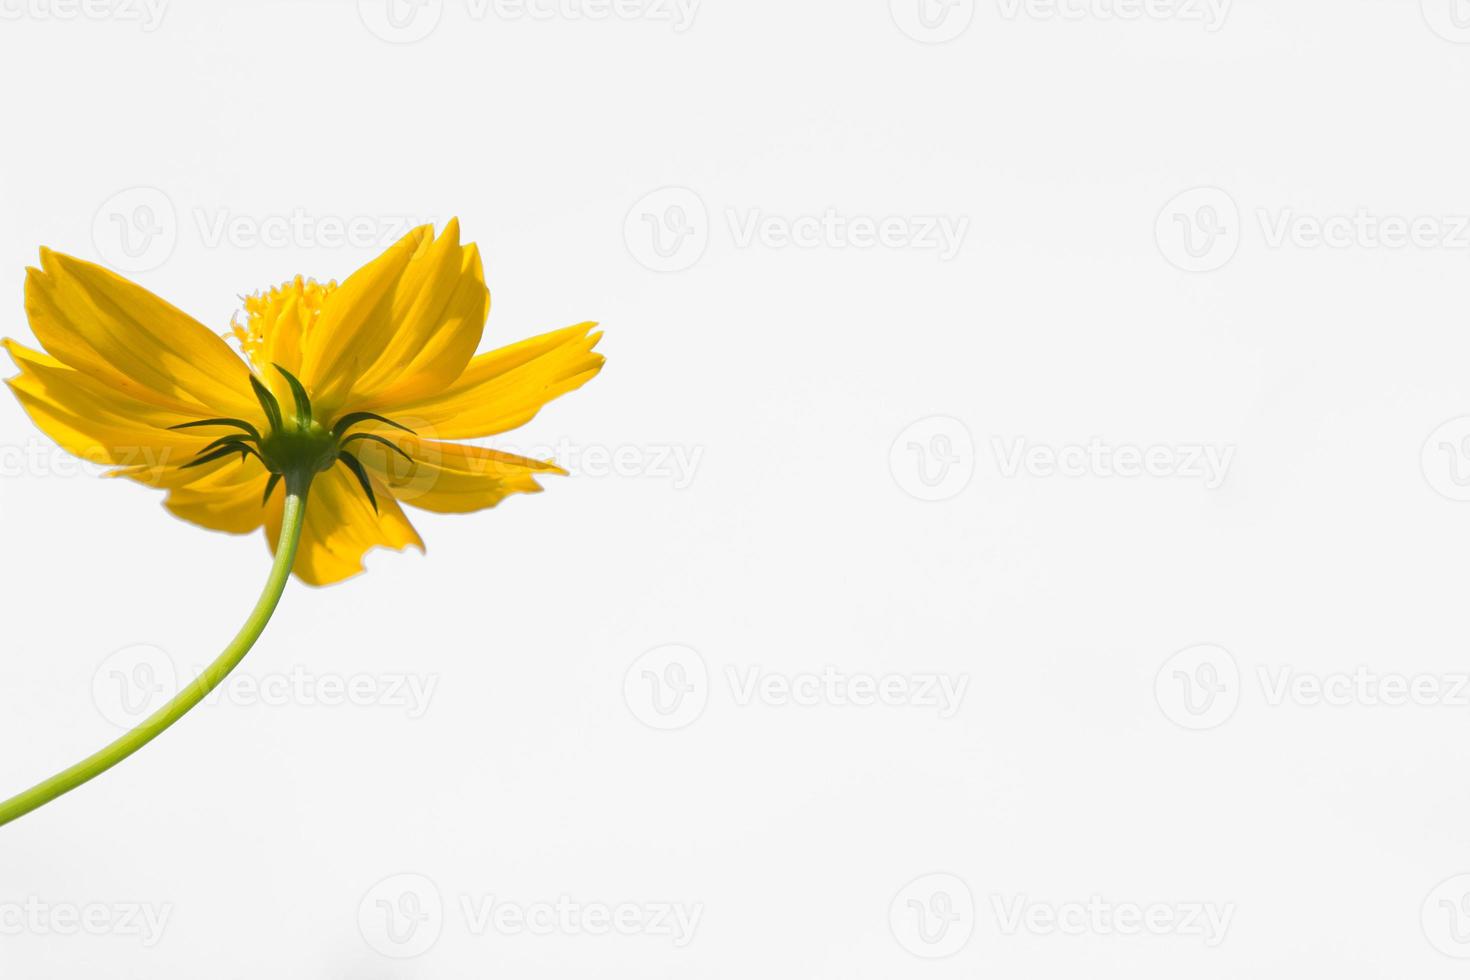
xmin=229 ymin=275 xmax=337 ymax=367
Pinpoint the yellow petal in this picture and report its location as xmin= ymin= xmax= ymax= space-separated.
xmin=258 ymin=279 xmax=317 ymax=376
xmin=351 ymin=220 xmax=490 ymax=404
xmin=360 ymin=322 xmax=603 ymax=440
xmin=356 ymin=434 xmax=564 ymax=514
xmin=259 ymin=287 xmax=307 ymax=410
xmin=5 ymin=340 xmax=215 ymax=469
xmin=25 ymin=250 xmax=257 ymax=418
xmin=230 ymin=276 xmax=336 ymax=411
xmin=263 ymin=465 xmax=424 ymax=586
xmin=157 ymin=457 xmax=272 ymax=535
xmin=298 ymin=227 xmax=428 ymax=412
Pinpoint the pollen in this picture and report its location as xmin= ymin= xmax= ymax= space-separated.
xmin=229 ymin=276 xmax=337 ymax=364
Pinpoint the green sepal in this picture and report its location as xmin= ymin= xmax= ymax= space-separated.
xmin=332 ymin=411 xmax=415 ymax=438
xmin=195 ymin=434 xmax=255 ymax=457
xmin=272 ymin=364 xmax=313 ymax=428
xmin=261 ymin=472 xmax=282 ymax=506
xmin=182 ymin=444 xmax=250 ymax=470
xmin=336 ymin=451 xmax=378 ymax=512
xmin=168 ymin=417 xmax=263 ymax=441
xmin=249 ymin=375 xmax=284 ymax=434
xmin=341 ymin=432 xmax=412 ymax=464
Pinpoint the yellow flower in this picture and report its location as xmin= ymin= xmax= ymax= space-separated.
xmin=0 ymin=217 xmax=604 ymax=828
xmin=5 ymin=219 xmax=604 ymax=585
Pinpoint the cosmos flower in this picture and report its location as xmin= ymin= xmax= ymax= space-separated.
xmin=6 ymin=218 xmax=603 ymax=585
xmin=0 ymin=220 xmax=603 ymax=825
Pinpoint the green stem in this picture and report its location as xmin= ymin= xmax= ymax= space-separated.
xmin=0 ymin=474 xmax=311 ymax=829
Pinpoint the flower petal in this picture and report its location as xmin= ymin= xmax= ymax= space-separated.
xmin=5 ymin=339 xmax=213 ymax=469
xmin=157 ymin=457 xmax=272 ymax=535
xmin=362 ymin=322 xmax=603 ymax=440
xmin=350 ymin=219 xmax=490 ymax=405
xmin=263 ymin=465 xmax=424 ymax=586
xmin=298 ymin=226 xmax=429 ymax=412
xmin=24 ymin=249 xmax=257 ymax=418
xmin=357 ymin=434 xmax=564 ymax=514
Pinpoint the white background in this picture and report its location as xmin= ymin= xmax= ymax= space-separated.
xmin=1 ymin=0 xmax=1470 ymax=976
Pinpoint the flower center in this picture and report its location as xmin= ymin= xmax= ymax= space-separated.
xmin=230 ymin=276 xmax=336 ymax=368
xmin=259 ymin=419 xmax=339 ymax=476
xmin=168 ymin=362 xmax=414 ymax=512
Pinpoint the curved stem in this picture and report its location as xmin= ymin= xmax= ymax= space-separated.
xmin=0 ymin=474 xmax=311 ymax=828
